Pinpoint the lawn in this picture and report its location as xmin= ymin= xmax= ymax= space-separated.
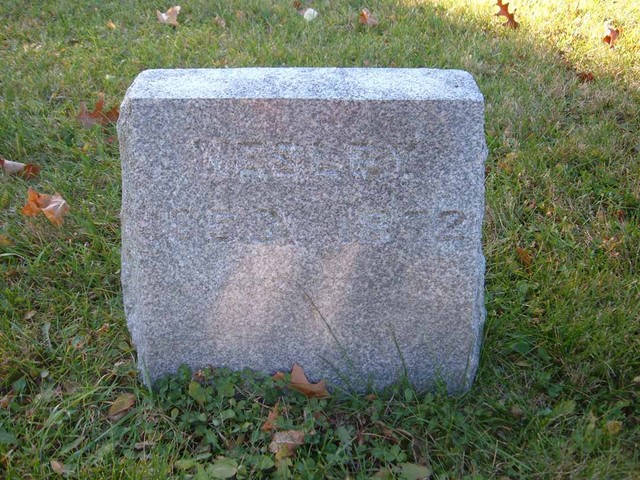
xmin=1 ymin=0 xmax=639 ymax=478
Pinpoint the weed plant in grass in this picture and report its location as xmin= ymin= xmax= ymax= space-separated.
xmin=1 ymin=0 xmax=639 ymax=478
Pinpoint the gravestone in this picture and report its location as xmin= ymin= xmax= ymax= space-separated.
xmin=118 ymin=68 xmax=487 ymax=393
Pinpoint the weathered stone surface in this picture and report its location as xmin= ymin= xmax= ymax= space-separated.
xmin=118 ymin=68 xmax=487 ymax=392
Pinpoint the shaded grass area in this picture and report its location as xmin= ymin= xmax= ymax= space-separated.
xmin=1 ymin=0 xmax=639 ymax=478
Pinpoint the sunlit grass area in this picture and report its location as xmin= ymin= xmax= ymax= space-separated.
xmin=1 ymin=0 xmax=639 ymax=478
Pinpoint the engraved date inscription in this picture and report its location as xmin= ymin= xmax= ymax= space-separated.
xmin=163 ymin=207 xmax=470 ymax=245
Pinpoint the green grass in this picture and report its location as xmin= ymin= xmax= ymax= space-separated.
xmin=1 ymin=0 xmax=639 ymax=478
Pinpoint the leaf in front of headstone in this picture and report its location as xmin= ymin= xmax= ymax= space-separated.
xmin=42 ymin=194 xmax=70 ymax=226
xmin=269 ymin=430 xmax=306 ymax=460
xmin=22 ymin=188 xmax=70 ymax=226
xmin=261 ymin=402 xmax=280 ymax=432
xmin=494 ymin=0 xmax=519 ymax=29
xmin=1 ymin=156 xmax=40 ymax=179
xmin=108 ymin=393 xmax=135 ymax=420
xmin=358 ymin=8 xmax=379 ymax=26
xmin=77 ymin=94 xmax=119 ymax=128
xmin=516 ymin=246 xmax=533 ymax=267
xmin=208 ymin=457 xmax=238 ymax=479
xmin=289 ymin=363 xmax=330 ymax=398
xmin=397 ymin=463 xmax=432 ymax=480
xmin=157 ymin=6 xmax=181 ymax=26
xmin=602 ymin=22 xmax=620 ymax=48
xmin=188 ymin=380 xmax=207 ymax=405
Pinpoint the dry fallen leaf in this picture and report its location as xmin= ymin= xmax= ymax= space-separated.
xmin=108 ymin=393 xmax=135 ymax=420
xmin=603 ymin=22 xmax=620 ymax=48
xmin=269 ymin=430 xmax=306 ymax=460
xmin=50 ymin=460 xmax=68 ymax=475
xmin=516 ymin=246 xmax=533 ymax=267
xmin=272 ymin=371 xmax=286 ymax=381
xmin=605 ymin=420 xmax=622 ymax=435
xmin=106 ymin=20 xmax=116 ymax=30
xmin=22 ymin=188 xmax=70 ymax=226
xmin=213 ymin=15 xmax=226 ymax=28
xmin=262 ymin=402 xmax=280 ymax=432
xmin=157 ymin=6 xmax=181 ymax=26
xmin=289 ymin=363 xmax=330 ymax=398
xmin=495 ymin=0 xmax=519 ymax=29
xmin=0 ymin=391 xmax=15 ymax=409
xmin=78 ymin=94 xmax=119 ymax=128
xmin=1 ymin=156 xmax=40 ymax=179
xmin=0 ymin=234 xmax=13 ymax=247
xmin=358 ymin=8 xmax=379 ymax=26
xmin=577 ymin=71 xmax=595 ymax=83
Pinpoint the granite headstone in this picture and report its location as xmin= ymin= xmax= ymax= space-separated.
xmin=118 ymin=68 xmax=487 ymax=392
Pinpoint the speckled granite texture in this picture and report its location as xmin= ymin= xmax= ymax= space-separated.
xmin=118 ymin=68 xmax=487 ymax=393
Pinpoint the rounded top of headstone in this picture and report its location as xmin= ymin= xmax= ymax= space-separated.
xmin=123 ymin=68 xmax=483 ymax=102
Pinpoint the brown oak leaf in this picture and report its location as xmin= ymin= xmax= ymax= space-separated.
xmin=78 ymin=94 xmax=119 ymax=128
xmin=603 ymin=22 xmax=620 ymax=48
xmin=1 ymin=156 xmax=40 ymax=179
xmin=261 ymin=402 xmax=280 ymax=432
xmin=290 ymin=363 xmax=330 ymax=398
xmin=359 ymin=8 xmax=379 ymax=26
xmin=516 ymin=246 xmax=533 ymax=267
xmin=495 ymin=0 xmax=519 ymax=29
xmin=156 ymin=6 xmax=181 ymax=26
xmin=22 ymin=188 xmax=70 ymax=226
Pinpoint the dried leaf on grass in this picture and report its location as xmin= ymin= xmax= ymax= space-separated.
xmin=358 ymin=8 xmax=379 ymax=26
xmin=50 ymin=460 xmax=72 ymax=475
xmin=22 ymin=188 xmax=70 ymax=226
xmin=1 ymin=156 xmax=40 ymax=179
xmin=262 ymin=402 xmax=280 ymax=432
xmin=157 ymin=6 xmax=181 ymax=26
xmin=108 ymin=393 xmax=135 ymax=420
xmin=495 ymin=0 xmax=519 ymax=29
xmin=577 ymin=71 xmax=595 ymax=83
xmin=0 ymin=392 xmax=15 ymax=409
xmin=269 ymin=430 xmax=306 ymax=460
xmin=290 ymin=363 xmax=330 ymax=398
xmin=273 ymin=363 xmax=330 ymax=398
xmin=78 ymin=94 xmax=119 ymax=128
xmin=516 ymin=246 xmax=533 ymax=267
xmin=603 ymin=22 xmax=620 ymax=48
xmin=605 ymin=420 xmax=622 ymax=435
xmin=0 ymin=234 xmax=12 ymax=247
